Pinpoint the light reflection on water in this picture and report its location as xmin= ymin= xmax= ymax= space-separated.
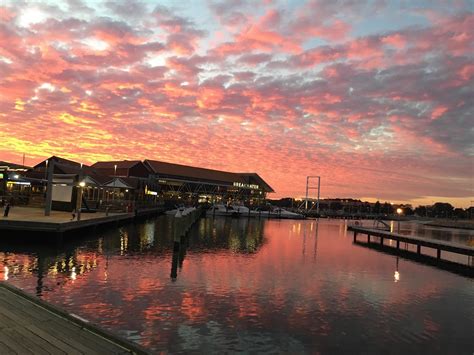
xmin=1 ymin=218 xmax=473 ymax=353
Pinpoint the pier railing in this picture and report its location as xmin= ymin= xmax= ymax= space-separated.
xmin=348 ymin=226 xmax=474 ymax=268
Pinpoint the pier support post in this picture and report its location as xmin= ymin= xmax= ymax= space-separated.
xmin=367 ymin=234 xmax=371 ymax=243
xmin=44 ymin=160 xmax=54 ymax=216
xmin=380 ymin=237 xmax=383 ymax=245
xmin=437 ymin=249 xmax=441 ymax=259
xmin=170 ymin=241 xmax=180 ymax=280
xmin=353 ymin=232 xmax=357 ymax=242
xmin=396 ymin=240 xmax=400 ymax=249
xmin=417 ymin=245 xmax=421 ymax=254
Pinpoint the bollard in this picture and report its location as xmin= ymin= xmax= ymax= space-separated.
xmin=3 ymin=203 xmax=10 ymax=217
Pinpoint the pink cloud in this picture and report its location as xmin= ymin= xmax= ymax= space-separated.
xmin=0 ymin=1 xmax=472 ymax=205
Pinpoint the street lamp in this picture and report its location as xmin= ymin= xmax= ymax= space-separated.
xmin=396 ymin=208 xmax=403 ymax=233
xmin=77 ymin=181 xmax=86 ymax=221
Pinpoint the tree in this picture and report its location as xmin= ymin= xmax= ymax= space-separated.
xmin=414 ymin=206 xmax=427 ymax=217
xmin=432 ymin=202 xmax=454 ymax=218
xmin=403 ymin=206 xmax=414 ymax=215
xmin=382 ymin=202 xmax=393 ymax=214
xmin=373 ymin=201 xmax=381 ymax=214
xmin=453 ymin=208 xmax=467 ymax=219
xmin=330 ymin=201 xmax=343 ymax=211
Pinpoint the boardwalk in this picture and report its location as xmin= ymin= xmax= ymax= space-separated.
xmin=348 ymin=226 xmax=474 ymax=264
xmin=0 ymin=282 xmax=148 ymax=354
xmin=0 ymin=207 xmax=163 ymax=235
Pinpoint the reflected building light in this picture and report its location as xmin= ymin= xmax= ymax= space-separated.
xmin=394 ymin=271 xmax=400 ymax=282
xmin=4 ymin=266 xmax=9 ymax=281
xmin=71 ymin=266 xmax=77 ymax=280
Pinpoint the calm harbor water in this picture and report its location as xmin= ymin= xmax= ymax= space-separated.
xmin=1 ymin=217 xmax=473 ymax=354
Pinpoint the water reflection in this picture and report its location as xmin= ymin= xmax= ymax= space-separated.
xmin=0 ymin=217 xmax=472 ymax=353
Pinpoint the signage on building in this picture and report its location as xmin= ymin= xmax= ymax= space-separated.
xmin=233 ymin=182 xmax=259 ymax=190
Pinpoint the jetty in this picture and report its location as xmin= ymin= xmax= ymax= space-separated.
xmin=348 ymin=226 xmax=474 ymax=267
xmin=0 ymin=282 xmax=147 ymax=354
xmin=0 ymin=206 xmax=163 ymax=237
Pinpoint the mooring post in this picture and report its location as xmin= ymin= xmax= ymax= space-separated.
xmin=437 ymin=249 xmax=441 ymax=259
xmin=417 ymin=245 xmax=421 ymax=254
xmin=368 ymin=234 xmax=371 ymax=243
xmin=380 ymin=237 xmax=383 ymax=245
xmin=170 ymin=242 xmax=180 ymax=280
xmin=396 ymin=240 xmax=400 ymax=249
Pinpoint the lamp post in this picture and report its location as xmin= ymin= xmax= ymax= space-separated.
xmin=396 ymin=208 xmax=403 ymax=233
xmin=77 ymin=181 xmax=85 ymax=221
xmin=44 ymin=159 xmax=48 ymax=182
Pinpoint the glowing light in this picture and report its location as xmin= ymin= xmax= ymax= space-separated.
xmin=79 ymin=181 xmax=86 ymax=187
xmin=71 ymin=266 xmax=77 ymax=280
xmin=394 ymin=271 xmax=400 ymax=282
xmin=4 ymin=266 xmax=9 ymax=281
xmin=396 ymin=208 xmax=403 ymax=215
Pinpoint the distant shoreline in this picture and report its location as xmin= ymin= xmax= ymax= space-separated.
xmin=423 ymin=220 xmax=474 ymax=231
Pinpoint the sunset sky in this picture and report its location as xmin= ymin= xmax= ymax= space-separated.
xmin=0 ymin=0 xmax=472 ymax=207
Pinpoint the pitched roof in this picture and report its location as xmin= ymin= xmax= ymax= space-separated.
xmin=144 ymin=159 xmax=243 ymax=184
xmin=144 ymin=159 xmax=274 ymax=192
xmin=91 ymin=160 xmax=144 ymax=169
xmin=34 ymin=156 xmax=81 ymax=169
xmin=0 ymin=161 xmax=31 ymax=171
xmin=239 ymin=173 xmax=275 ymax=193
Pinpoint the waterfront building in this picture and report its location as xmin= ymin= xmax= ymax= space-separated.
xmin=143 ymin=159 xmax=274 ymax=206
xmin=0 ymin=161 xmax=31 ymax=204
xmin=2 ymin=156 xmax=273 ymax=211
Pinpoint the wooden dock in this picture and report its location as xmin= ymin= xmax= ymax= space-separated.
xmin=0 ymin=207 xmax=164 ymax=236
xmin=348 ymin=226 xmax=474 ymax=263
xmin=0 ymin=282 xmax=148 ymax=354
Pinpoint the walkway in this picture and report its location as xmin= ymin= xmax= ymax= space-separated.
xmin=0 ymin=282 xmax=147 ymax=354
xmin=0 ymin=207 xmax=132 ymax=234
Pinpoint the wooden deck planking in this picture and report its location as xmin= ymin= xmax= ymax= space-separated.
xmin=0 ymin=206 xmax=164 ymax=235
xmin=0 ymin=283 xmax=147 ymax=354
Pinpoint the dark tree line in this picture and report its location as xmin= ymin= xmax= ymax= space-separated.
xmin=269 ymin=198 xmax=473 ymax=219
